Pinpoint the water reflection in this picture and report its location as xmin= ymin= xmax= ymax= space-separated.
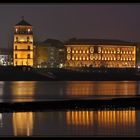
xmin=0 ymin=113 xmax=3 ymax=128
xmin=0 ymin=81 xmax=4 ymax=97
xmin=12 ymin=112 xmax=33 ymax=136
xmin=66 ymin=81 xmax=137 ymax=96
xmin=67 ymin=109 xmax=136 ymax=127
xmin=0 ymin=108 xmax=138 ymax=136
xmin=11 ymin=81 xmax=36 ymax=102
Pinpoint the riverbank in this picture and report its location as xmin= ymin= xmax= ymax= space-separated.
xmin=0 ymin=66 xmax=140 ymax=81
xmin=0 ymin=96 xmax=139 ymax=112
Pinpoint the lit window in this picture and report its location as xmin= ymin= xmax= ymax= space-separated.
xmin=90 ymin=54 xmax=94 ymax=60
xmin=76 ymin=57 xmax=78 ymax=60
xmin=16 ymin=28 xmax=18 ymax=32
xmin=67 ymin=54 xmax=71 ymax=60
xmin=72 ymin=57 xmax=74 ymax=60
xmin=87 ymin=57 xmax=89 ymax=60
xmin=90 ymin=47 xmax=94 ymax=53
xmin=83 ymin=50 xmax=85 ymax=53
xmin=28 ymin=28 xmax=31 ymax=33
xmin=76 ymin=50 xmax=78 ymax=53
xmin=67 ymin=47 xmax=71 ymax=53
xmin=83 ymin=57 xmax=85 ymax=60
xmin=87 ymin=50 xmax=89 ymax=53
xmin=72 ymin=50 xmax=74 ymax=53
xmin=79 ymin=50 xmax=82 ymax=53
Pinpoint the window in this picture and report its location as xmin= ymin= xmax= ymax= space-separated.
xmin=28 ymin=46 xmax=30 ymax=50
xmin=27 ymin=54 xmax=30 ymax=59
xmin=27 ymin=36 xmax=30 ymax=42
xmin=15 ymin=54 xmax=17 ymax=59
xmin=16 ymin=37 xmax=18 ymax=42
xmin=15 ymin=46 xmax=17 ymax=50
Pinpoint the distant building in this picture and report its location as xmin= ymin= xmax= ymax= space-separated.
xmin=0 ymin=48 xmax=12 ymax=66
xmin=35 ymin=39 xmax=65 ymax=68
xmin=13 ymin=17 xmax=34 ymax=66
xmin=65 ymin=38 xmax=136 ymax=68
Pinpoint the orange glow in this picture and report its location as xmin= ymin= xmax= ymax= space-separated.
xmin=13 ymin=112 xmax=33 ymax=136
xmin=65 ymin=45 xmax=136 ymax=68
xmin=13 ymin=25 xmax=34 ymax=66
xmin=66 ymin=109 xmax=136 ymax=128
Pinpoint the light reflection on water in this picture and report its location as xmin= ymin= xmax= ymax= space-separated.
xmin=0 ymin=81 xmax=139 ymax=136
xmin=0 ymin=81 xmax=139 ymax=102
xmin=0 ymin=109 xmax=139 ymax=136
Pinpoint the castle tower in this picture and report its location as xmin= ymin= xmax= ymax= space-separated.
xmin=13 ymin=17 xmax=34 ymax=66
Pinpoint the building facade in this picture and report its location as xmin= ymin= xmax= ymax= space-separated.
xmin=13 ymin=18 xmax=34 ymax=66
xmin=65 ymin=39 xmax=136 ymax=68
xmin=35 ymin=39 xmax=65 ymax=68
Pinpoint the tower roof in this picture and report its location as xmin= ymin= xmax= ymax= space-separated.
xmin=15 ymin=19 xmax=32 ymax=26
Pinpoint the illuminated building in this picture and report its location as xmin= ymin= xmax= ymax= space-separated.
xmin=0 ymin=48 xmax=12 ymax=66
xmin=65 ymin=39 xmax=136 ymax=68
xmin=35 ymin=39 xmax=64 ymax=68
xmin=13 ymin=17 xmax=34 ymax=66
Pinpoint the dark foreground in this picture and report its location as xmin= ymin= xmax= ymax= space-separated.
xmin=0 ymin=97 xmax=139 ymax=112
xmin=0 ymin=66 xmax=140 ymax=81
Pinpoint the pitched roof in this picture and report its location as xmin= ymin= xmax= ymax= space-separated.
xmin=15 ymin=19 xmax=32 ymax=26
xmin=65 ymin=38 xmax=136 ymax=46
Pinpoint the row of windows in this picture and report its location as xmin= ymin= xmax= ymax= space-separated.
xmin=15 ymin=45 xmax=31 ymax=50
xmin=101 ymin=51 xmax=134 ymax=54
xmin=16 ymin=28 xmax=31 ymax=33
xmin=15 ymin=36 xmax=31 ymax=42
xmin=67 ymin=56 xmax=134 ymax=61
xmin=67 ymin=49 xmax=134 ymax=54
xmin=15 ymin=54 xmax=31 ymax=59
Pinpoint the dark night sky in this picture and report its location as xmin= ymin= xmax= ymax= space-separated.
xmin=0 ymin=4 xmax=140 ymax=48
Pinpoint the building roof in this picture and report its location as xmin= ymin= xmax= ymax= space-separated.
xmin=35 ymin=39 xmax=64 ymax=49
xmin=65 ymin=38 xmax=136 ymax=46
xmin=15 ymin=19 xmax=32 ymax=26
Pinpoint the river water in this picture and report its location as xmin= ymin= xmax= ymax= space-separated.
xmin=0 ymin=81 xmax=140 ymax=136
